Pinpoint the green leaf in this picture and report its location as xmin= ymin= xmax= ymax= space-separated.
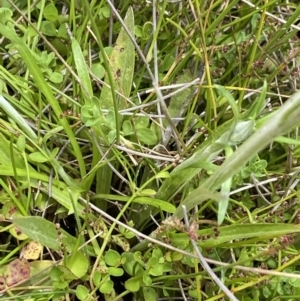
xmin=148 ymin=264 xmax=164 ymax=276
xmin=29 ymin=151 xmax=49 ymax=163
xmin=9 ymin=225 xmax=28 ymax=240
xmin=44 ymin=4 xmax=58 ymax=21
xmin=0 ymin=133 xmax=25 ymax=168
xmin=0 ymin=25 xmax=85 ymax=183
xmin=99 ymin=46 xmax=113 ymax=62
xmin=133 ymin=251 xmax=145 ymax=267
xmin=91 ymin=63 xmax=105 ymax=79
xmin=137 ymin=189 xmax=156 ymax=196
xmin=99 ymin=5 xmax=110 ymax=18
xmin=85 ymin=117 xmax=102 ymax=127
xmin=155 ymin=120 xmax=234 ymax=206
xmin=143 ymin=22 xmax=153 ymax=42
xmin=215 ymin=84 xmax=239 ymax=118
xmin=143 ymin=287 xmax=156 ymax=301
xmin=49 ymin=71 xmax=63 ymax=84
xmin=165 ymin=69 xmax=193 ymax=124
xmin=228 ymin=119 xmax=255 ymax=145
xmin=16 ymin=135 xmax=25 ymax=153
xmin=188 ymin=289 xmax=198 ymax=298
xmin=238 ymin=249 xmax=252 ymax=267
xmin=106 ymin=107 xmax=116 ymax=124
xmin=100 ymin=7 xmax=135 ymax=110
xmin=248 ymin=80 xmax=267 ymax=119
xmin=155 ymin=171 xmax=170 ymax=179
xmin=66 ymin=251 xmax=89 ymax=279
xmin=30 ymin=181 xmax=85 ymax=215
xmin=121 ymin=253 xmax=134 ymax=275
xmin=186 ymin=89 xmax=300 ymax=219
xmin=93 ymin=194 xmax=175 ymax=213
xmin=71 ymin=38 xmax=93 ymax=102
xmin=40 ymin=21 xmax=57 ymax=36
xmin=104 ymin=250 xmax=121 ymax=267
xmin=0 ymin=96 xmax=37 ymax=142
xmin=134 ymin=197 xmax=175 ymax=213
xmin=173 ymin=188 xmax=224 ymax=218
xmin=161 ymin=54 xmax=174 ymax=72
xmin=12 ymin=216 xmax=60 ymax=250
xmin=76 ymin=285 xmax=89 ymax=301
xmin=171 ymin=223 xmax=300 ymax=248
xmin=93 ymin=271 xmax=102 ymax=286
xmin=99 ymin=280 xmax=114 ymax=294
xmin=0 ymin=8 xmax=13 ymax=24
xmin=52 ymin=266 xmax=77 ymax=281
xmin=125 ymin=277 xmax=141 ymax=292
xmin=134 ymin=25 xmax=143 ymax=38
xmin=136 ymin=127 xmax=157 ymax=145
xmin=275 ymin=136 xmax=300 ymax=145
xmin=107 ymin=267 xmax=124 ymax=277
xmin=120 ymin=227 xmax=135 ymax=239
xmin=143 ymin=273 xmax=152 ymax=286
xmin=288 ymin=271 xmax=300 ymax=287
xmin=12 ymin=216 xmax=89 ymax=255
xmin=107 ymin=129 xmax=116 ymax=143
xmin=50 ymin=147 xmax=60 ymax=159
xmin=135 ymin=116 xmax=149 ymax=128
xmin=122 ymin=120 xmax=133 ymax=136
xmin=218 ymin=146 xmax=233 ymax=225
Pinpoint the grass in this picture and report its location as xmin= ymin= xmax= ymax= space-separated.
xmin=0 ymin=0 xmax=300 ymax=300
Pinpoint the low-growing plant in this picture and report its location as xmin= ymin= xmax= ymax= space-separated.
xmin=0 ymin=0 xmax=300 ymax=300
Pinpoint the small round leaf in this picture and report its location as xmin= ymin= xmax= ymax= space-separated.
xmin=99 ymin=280 xmax=114 ymax=294
xmin=76 ymin=285 xmax=89 ymax=300
xmin=104 ymin=249 xmax=121 ymax=267
xmin=66 ymin=251 xmax=89 ymax=278
xmin=125 ymin=277 xmax=141 ymax=292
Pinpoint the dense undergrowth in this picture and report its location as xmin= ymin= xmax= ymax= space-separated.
xmin=0 ymin=0 xmax=300 ymax=300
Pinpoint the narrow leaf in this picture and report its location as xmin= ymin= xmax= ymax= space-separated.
xmin=171 ymin=223 xmax=300 ymax=248
xmin=100 ymin=7 xmax=135 ymax=109
xmin=71 ymin=38 xmax=93 ymax=101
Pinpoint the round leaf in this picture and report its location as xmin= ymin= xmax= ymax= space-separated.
xmin=122 ymin=120 xmax=133 ymax=136
xmin=91 ymin=63 xmax=105 ymax=79
xmin=99 ymin=280 xmax=114 ymax=294
xmin=66 ymin=251 xmax=89 ymax=278
xmin=49 ymin=71 xmax=63 ymax=84
xmin=104 ymin=249 xmax=121 ymax=267
xmin=76 ymin=285 xmax=89 ymax=300
xmin=143 ymin=287 xmax=156 ymax=301
xmin=125 ymin=277 xmax=141 ymax=292
xmin=136 ymin=127 xmax=157 ymax=145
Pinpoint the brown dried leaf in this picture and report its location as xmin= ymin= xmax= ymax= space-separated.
xmin=21 ymin=241 xmax=43 ymax=260
xmin=4 ymin=258 xmax=30 ymax=287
